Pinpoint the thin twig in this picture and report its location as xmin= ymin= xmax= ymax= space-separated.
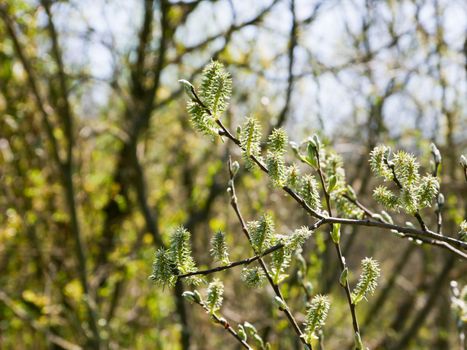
xmin=228 ymin=159 xmax=312 ymax=350
xmin=187 ymin=88 xmax=467 ymax=260
xmin=384 ymin=157 xmax=428 ymax=231
xmin=212 ymin=116 xmax=467 ymax=255
xmin=341 ymin=195 xmax=467 ymax=258
xmin=193 ymin=301 xmax=253 ymax=350
xmin=315 ymin=150 xmax=361 ymax=336
xmin=177 ymin=243 xmax=284 ymax=278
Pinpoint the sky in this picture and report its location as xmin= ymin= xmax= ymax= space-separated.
xmin=40 ymin=0 xmax=467 ymax=146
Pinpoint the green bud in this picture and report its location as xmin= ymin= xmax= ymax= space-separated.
xmin=331 ymin=223 xmax=341 ymax=244
xmin=346 ymin=185 xmax=357 ymax=201
xmin=182 ymin=291 xmax=200 ymax=304
xmin=327 ymin=175 xmax=337 ymax=193
xmin=371 ymin=214 xmax=384 ymax=222
xmin=178 ymin=79 xmax=196 ymax=100
xmin=311 ymin=134 xmax=321 ymax=151
xmin=253 ymin=334 xmax=264 ymax=347
xmin=231 ymin=161 xmax=240 ymax=177
xmin=306 ymin=142 xmax=318 ymax=168
xmin=339 ymin=267 xmax=348 ymax=287
xmin=274 ymin=296 xmax=288 ymax=311
xmin=380 ymin=211 xmax=393 ymax=224
xmin=405 ymin=221 xmax=415 ymax=228
xmin=237 ymin=325 xmax=247 ymax=341
xmin=243 ymin=322 xmax=257 ymax=335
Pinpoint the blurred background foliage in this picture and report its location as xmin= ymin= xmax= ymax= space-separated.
xmin=0 ymin=0 xmax=466 ymax=349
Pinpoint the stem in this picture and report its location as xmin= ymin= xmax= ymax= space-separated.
xmin=228 ymin=159 xmax=312 ymax=350
xmin=315 ymin=151 xmax=361 ymax=336
xmin=177 ymin=243 xmax=284 ymax=278
xmin=194 ymin=301 xmax=253 ymax=350
xmin=212 ymin=116 xmax=467 ymax=255
xmin=384 ymin=158 xmax=428 ymax=231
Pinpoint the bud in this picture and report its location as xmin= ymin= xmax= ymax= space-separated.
xmin=430 ymin=143 xmax=442 ymax=164
xmin=327 ymin=175 xmax=337 ymax=193
xmin=346 ymin=185 xmax=357 ymax=201
xmin=339 ymin=267 xmax=348 ymax=287
xmin=243 ymin=322 xmax=257 ymax=335
xmin=182 ymin=291 xmax=201 ymax=304
xmin=236 ymin=125 xmax=242 ymax=138
xmin=273 ymin=296 xmax=288 ymax=311
xmin=380 ymin=211 xmax=393 ymax=224
xmin=178 ymin=79 xmax=196 ymax=100
xmin=306 ymin=142 xmax=318 ymax=168
xmin=405 ymin=221 xmax=415 ymax=228
xmin=460 ymin=155 xmax=467 ymax=168
xmin=237 ymin=325 xmax=247 ymax=341
xmin=231 ymin=161 xmax=240 ymax=177
xmin=311 ymin=134 xmax=321 ymax=151
xmin=331 ymin=223 xmax=341 ymax=244
xmin=304 ymin=282 xmax=313 ymax=295
xmin=289 ymin=141 xmax=299 ymax=153
xmin=437 ymin=193 xmax=445 ymax=208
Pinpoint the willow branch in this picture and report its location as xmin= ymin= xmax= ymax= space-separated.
xmin=185 ymin=85 xmax=467 ymax=259
xmin=314 ymin=150 xmax=361 ymax=335
xmin=178 ymin=243 xmax=284 ymax=279
xmin=227 ymin=159 xmax=311 ymax=350
xmin=192 ymin=301 xmax=253 ymax=350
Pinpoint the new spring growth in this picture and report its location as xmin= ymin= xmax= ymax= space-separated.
xmin=243 ymin=321 xmax=265 ymax=348
xmin=352 ymin=257 xmax=380 ymax=305
xmin=231 ymin=160 xmax=240 ymax=177
xmin=206 ymin=279 xmax=224 ymax=314
xmin=305 ymin=136 xmax=320 ymax=169
xmin=340 ymin=267 xmax=349 ymax=287
xmin=430 ymin=143 xmax=442 ymax=165
xmin=182 ymin=290 xmax=202 ymax=304
xmin=237 ymin=325 xmax=247 ymax=342
xmin=430 ymin=143 xmax=441 ymax=163
xmin=178 ymin=79 xmax=196 ymax=101
xmin=240 ymin=117 xmax=262 ymax=168
xmin=299 ymin=175 xmax=321 ymax=210
xmin=303 ymin=295 xmax=330 ymax=343
xmin=266 ymin=128 xmax=288 ymax=187
xmin=274 ymin=296 xmax=288 ymax=311
xmin=369 ymin=145 xmax=393 ymax=181
xmin=249 ymin=214 xmax=275 ymax=253
xmin=210 ymin=230 xmax=230 ymax=264
xmin=150 ymin=248 xmax=176 ymax=287
xmin=200 ymin=61 xmax=232 ymax=117
xmin=271 ymin=245 xmax=291 ymax=284
xmin=285 ymin=226 xmax=313 ymax=253
xmin=241 ymin=267 xmax=266 ymax=288
xmin=181 ymin=61 xmax=232 ymax=135
xmin=331 ymin=223 xmax=341 ymax=244
xmin=370 ymin=146 xmax=439 ymax=214
xmin=169 ymin=226 xmax=197 ymax=275
xmin=327 ymin=175 xmax=337 ymax=193
xmin=150 ymin=226 xmax=199 ymax=287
